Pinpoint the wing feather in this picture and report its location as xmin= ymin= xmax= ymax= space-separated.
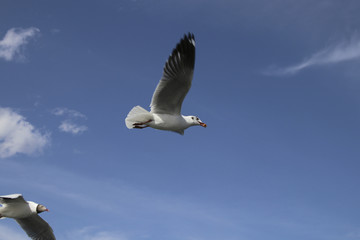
xmin=0 ymin=194 xmax=26 ymax=205
xmin=150 ymin=33 xmax=196 ymax=115
xmin=16 ymin=215 xmax=56 ymax=240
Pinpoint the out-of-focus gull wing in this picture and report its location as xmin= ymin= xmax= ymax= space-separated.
xmin=0 ymin=194 xmax=26 ymax=205
xmin=16 ymin=214 xmax=56 ymax=240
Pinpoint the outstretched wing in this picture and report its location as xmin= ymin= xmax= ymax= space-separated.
xmin=16 ymin=214 xmax=56 ymax=240
xmin=0 ymin=194 xmax=26 ymax=205
xmin=150 ymin=33 xmax=196 ymax=115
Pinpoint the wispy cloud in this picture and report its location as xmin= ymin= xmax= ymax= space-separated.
xmin=59 ymin=120 xmax=88 ymax=135
xmin=0 ymin=225 xmax=27 ymax=240
xmin=52 ymin=107 xmax=88 ymax=135
xmin=0 ymin=27 xmax=40 ymax=61
xmin=4 ymin=159 xmax=345 ymax=240
xmin=346 ymin=229 xmax=360 ymax=238
xmin=0 ymin=107 xmax=50 ymax=158
xmin=50 ymin=28 xmax=61 ymax=35
xmin=68 ymin=227 xmax=128 ymax=240
xmin=0 ymin=223 xmax=129 ymax=240
xmin=0 ymin=159 xmax=233 ymax=237
xmin=52 ymin=107 xmax=87 ymax=119
xmin=265 ymin=34 xmax=360 ymax=75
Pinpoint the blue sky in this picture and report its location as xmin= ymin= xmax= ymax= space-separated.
xmin=1 ymin=0 xmax=360 ymax=239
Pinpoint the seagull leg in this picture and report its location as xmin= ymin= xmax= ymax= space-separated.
xmin=133 ymin=119 xmax=152 ymax=129
xmin=133 ymin=125 xmax=149 ymax=129
xmin=133 ymin=119 xmax=152 ymax=126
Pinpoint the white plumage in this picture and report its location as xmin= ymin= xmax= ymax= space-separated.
xmin=125 ymin=33 xmax=206 ymax=135
xmin=0 ymin=194 xmax=56 ymax=240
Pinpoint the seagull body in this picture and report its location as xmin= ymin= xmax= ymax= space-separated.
xmin=125 ymin=33 xmax=206 ymax=135
xmin=0 ymin=194 xmax=56 ymax=240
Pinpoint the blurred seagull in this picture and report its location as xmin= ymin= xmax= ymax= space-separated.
xmin=0 ymin=194 xmax=56 ymax=240
xmin=125 ymin=33 xmax=207 ymax=135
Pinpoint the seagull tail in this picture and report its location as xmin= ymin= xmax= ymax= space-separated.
xmin=125 ymin=105 xmax=153 ymax=129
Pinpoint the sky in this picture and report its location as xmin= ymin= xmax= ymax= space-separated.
xmin=1 ymin=0 xmax=360 ymax=240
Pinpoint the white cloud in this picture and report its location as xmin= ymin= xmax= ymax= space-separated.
xmin=266 ymin=34 xmax=360 ymax=75
xmin=0 ymin=27 xmax=40 ymax=61
xmin=52 ymin=107 xmax=87 ymax=119
xmin=59 ymin=120 xmax=88 ymax=135
xmin=0 ymin=107 xmax=49 ymax=158
xmin=0 ymin=225 xmax=27 ymax=240
xmin=52 ymin=107 xmax=88 ymax=135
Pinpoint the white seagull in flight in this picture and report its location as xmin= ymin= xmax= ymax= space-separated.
xmin=125 ymin=33 xmax=207 ymax=135
xmin=0 ymin=194 xmax=56 ymax=240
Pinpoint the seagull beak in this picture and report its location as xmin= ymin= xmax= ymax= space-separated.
xmin=199 ymin=122 xmax=207 ymax=128
xmin=45 ymin=209 xmax=49 ymax=212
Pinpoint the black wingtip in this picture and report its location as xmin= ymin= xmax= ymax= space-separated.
xmin=172 ymin=33 xmax=195 ymax=54
xmin=183 ymin=32 xmax=195 ymax=46
xmin=176 ymin=32 xmax=195 ymax=58
xmin=163 ymin=33 xmax=196 ymax=78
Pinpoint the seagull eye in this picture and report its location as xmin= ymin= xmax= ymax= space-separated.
xmin=196 ymin=117 xmax=199 ymax=120
xmin=191 ymin=117 xmax=194 ymax=120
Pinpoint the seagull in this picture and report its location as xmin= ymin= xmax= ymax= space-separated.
xmin=0 ymin=194 xmax=56 ymax=240
xmin=125 ymin=33 xmax=207 ymax=135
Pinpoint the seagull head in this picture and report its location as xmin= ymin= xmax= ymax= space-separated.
xmin=189 ymin=116 xmax=207 ymax=128
xmin=27 ymin=201 xmax=49 ymax=214
xmin=36 ymin=204 xmax=49 ymax=213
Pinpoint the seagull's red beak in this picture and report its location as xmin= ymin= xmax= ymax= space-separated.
xmin=199 ymin=122 xmax=207 ymax=128
xmin=45 ymin=209 xmax=49 ymax=212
